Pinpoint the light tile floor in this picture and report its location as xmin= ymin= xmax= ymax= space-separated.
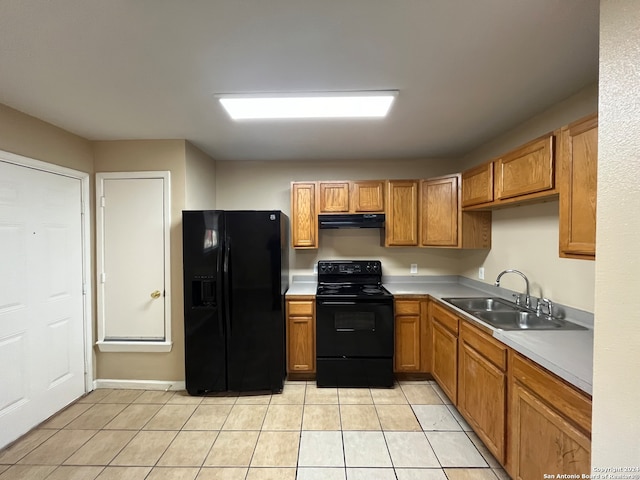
xmin=0 ymin=380 xmax=511 ymax=480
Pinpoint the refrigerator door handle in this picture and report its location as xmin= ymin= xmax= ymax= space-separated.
xmin=223 ymin=241 xmax=232 ymax=335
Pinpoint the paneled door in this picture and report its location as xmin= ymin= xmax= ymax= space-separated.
xmin=0 ymin=159 xmax=85 ymax=449
xmin=96 ymin=172 xmax=171 ymax=352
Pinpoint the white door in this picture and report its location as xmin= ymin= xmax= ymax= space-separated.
xmin=0 ymin=160 xmax=85 ymax=449
xmin=96 ymin=172 xmax=171 ymax=351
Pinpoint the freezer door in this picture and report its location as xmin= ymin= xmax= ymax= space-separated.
xmin=182 ymin=210 xmax=227 ymax=394
xmin=224 ymin=211 xmax=285 ymax=393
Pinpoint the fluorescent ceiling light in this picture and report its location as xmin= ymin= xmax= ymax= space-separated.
xmin=217 ymin=91 xmax=398 ymax=120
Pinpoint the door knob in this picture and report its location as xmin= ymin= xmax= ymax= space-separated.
xmin=150 ymin=290 xmax=162 ymax=299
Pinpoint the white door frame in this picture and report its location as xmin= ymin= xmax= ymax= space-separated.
xmin=95 ymin=171 xmax=172 ymax=352
xmin=0 ymin=149 xmax=93 ymax=392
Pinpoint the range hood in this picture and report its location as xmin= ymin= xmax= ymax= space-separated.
xmin=318 ymin=213 xmax=385 ymax=229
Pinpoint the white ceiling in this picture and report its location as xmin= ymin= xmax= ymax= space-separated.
xmin=0 ymin=0 xmax=599 ymax=162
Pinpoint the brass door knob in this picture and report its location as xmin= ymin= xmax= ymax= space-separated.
xmin=150 ymin=290 xmax=162 ymax=299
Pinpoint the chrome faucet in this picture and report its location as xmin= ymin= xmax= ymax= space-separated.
xmin=495 ymin=269 xmax=531 ymax=308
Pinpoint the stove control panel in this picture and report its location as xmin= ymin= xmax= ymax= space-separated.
xmin=318 ymin=260 xmax=382 ymax=276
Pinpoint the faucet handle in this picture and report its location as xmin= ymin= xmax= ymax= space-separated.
xmin=512 ymin=293 xmax=521 ymax=306
xmin=537 ymin=298 xmax=554 ymax=318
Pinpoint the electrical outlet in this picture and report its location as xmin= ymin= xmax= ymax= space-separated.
xmin=313 ymin=263 xmax=318 ymax=274
xmin=478 ymin=267 xmax=485 ymax=280
xmin=410 ymin=264 xmax=418 ymax=274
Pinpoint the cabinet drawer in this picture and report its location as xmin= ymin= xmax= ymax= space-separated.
xmin=395 ymin=300 xmax=421 ymax=315
xmin=511 ymin=351 xmax=591 ymax=434
xmin=288 ymin=300 xmax=314 ymax=316
xmin=430 ymin=301 xmax=459 ymax=334
xmin=460 ymin=322 xmax=507 ymax=371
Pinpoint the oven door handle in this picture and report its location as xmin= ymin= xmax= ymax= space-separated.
xmin=317 ymin=301 xmax=358 ymax=306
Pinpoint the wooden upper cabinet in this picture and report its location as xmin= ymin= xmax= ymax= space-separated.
xmin=385 ymin=180 xmax=419 ymax=246
xmin=462 ymin=162 xmax=494 ymax=207
xmin=559 ymin=113 xmax=598 ymax=260
xmin=421 ymin=175 xmax=491 ymax=249
xmin=352 ymin=180 xmax=385 ymax=212
xmin=420 ymin=176 xmax=459 ymax=247
xmin=496 ymin=134 xmax=555 ymax=201
xmin=319 ymin=181 xmax=350 ymax=213
xmin=291 ymin=182 xmax=318 ymax=249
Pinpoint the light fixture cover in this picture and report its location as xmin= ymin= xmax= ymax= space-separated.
xmin=217 ymin=91 xmax=398 ymax=120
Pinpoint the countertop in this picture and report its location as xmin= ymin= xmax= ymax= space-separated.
xmin=285 ymin=275 xmax=594 ymax=395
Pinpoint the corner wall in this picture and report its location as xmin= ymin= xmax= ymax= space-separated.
xmin=93 ymin=140 xmax=187 ymax=382
xmin=592 ymin=0 xmax=640 ymax=466
xmin=185 ymin=141 xmax=216 ymax=210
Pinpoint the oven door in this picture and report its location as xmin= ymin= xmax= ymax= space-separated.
xmin=316 ymin=298 xmax=394 ymax=358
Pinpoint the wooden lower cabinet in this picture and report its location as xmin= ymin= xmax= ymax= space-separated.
xmin=508 ymin=351 xmax=591 ymax=479
xmin=457 ymin=322 xmax=507 ymax=464
xmin=426 ymin=299 xmax=592 ymax=477
xmin=428 ymin=301 xmax=459 ymax=403
xmin=394 ymin=299 xmax=424 ymax=372
xmin=286 ymin=297 xmax=315 ymax=373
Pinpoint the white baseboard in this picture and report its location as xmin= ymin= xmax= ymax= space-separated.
xmin=93 ymin=379 xmax=186 ymax=391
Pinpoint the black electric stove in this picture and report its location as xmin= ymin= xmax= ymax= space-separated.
xmin=315 ymin=260 xmax=394 ymax=388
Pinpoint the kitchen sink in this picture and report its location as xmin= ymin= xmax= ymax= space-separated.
xmin=442 ymin=297 xmax=587 ymax=331
xmin=444 ymin=297 xmax=517 ymax=312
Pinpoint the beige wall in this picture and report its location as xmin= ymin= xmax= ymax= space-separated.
xmin=457 ymin=84 xmax=599 ymax=312
xmin=0 ymin=103 xmax=93 ymax=173
xmin=185 ymin=141 xmax=217 ymax=210
xmin=215 ymin=158 xmax=467 ymax=277
xmin=93 ymin=140 xmax=187 ymax=381
xmin=592 ymin=0 xmax=640 ymax=466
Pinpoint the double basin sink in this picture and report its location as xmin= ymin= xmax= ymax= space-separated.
xmin=442 ymin=297 xmax=587 ymax=331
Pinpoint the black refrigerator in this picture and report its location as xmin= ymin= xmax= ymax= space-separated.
xmin=182 ymin=210 xmax=289 ymax=395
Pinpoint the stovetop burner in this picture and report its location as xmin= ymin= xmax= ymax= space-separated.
xmin=316 ymin=260 xmax=392 ymax=299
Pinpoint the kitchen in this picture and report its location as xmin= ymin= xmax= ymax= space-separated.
xmin=0 ymin=0 xmax=638 ymax=478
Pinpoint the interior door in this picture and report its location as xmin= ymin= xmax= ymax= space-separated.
xmin=0 ymin=160 xmax=85 ymax=449
xmin=96 ymin=172 xmax=171 ymax=349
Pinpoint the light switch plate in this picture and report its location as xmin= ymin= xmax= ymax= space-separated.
xmin=410 ymin=264 xmax=418 ymax=274
xmin=478 ymin=267 xmax=485 ymax=280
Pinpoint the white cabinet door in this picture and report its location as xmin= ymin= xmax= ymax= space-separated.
xmin=96 ymin=172 xmax=171 ymax=351
xmin=0 ymin=160 xmax=85 ymax=449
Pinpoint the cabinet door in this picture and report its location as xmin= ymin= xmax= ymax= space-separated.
xmin=431 ymin=320 xmax=457 ymax=403
xmin=394 ymin=300 xmax=421 ymax=372
xmin=319 ymin=181 xmax=350 ymax=213
xmin=458 ymin=340 xmax=506 ymax=464
xmin=291 ymin=182 xmax=318 ymax=248
xmin=559 ymin=113 xmax=598 ymax=259
xmin=497 ymin=134 xmax=554 ymax=200
xmin=386 ymin=180 xmax=419 ymax=246
xmin=420 ymin=176 xmax=459 ymax=247
xmin=352 ymin=180 xmax=385 ymax=212
xmin=511 ymin=383 xmax=590 ymax=479
xmin=286 ymin=300 xmax=315 ymax=373
xmin=462 ymin=162 xmax=494 ymax=207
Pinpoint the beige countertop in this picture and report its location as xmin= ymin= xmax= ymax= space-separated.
xmin=286 ymin=275 xmax=594 ymax=395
